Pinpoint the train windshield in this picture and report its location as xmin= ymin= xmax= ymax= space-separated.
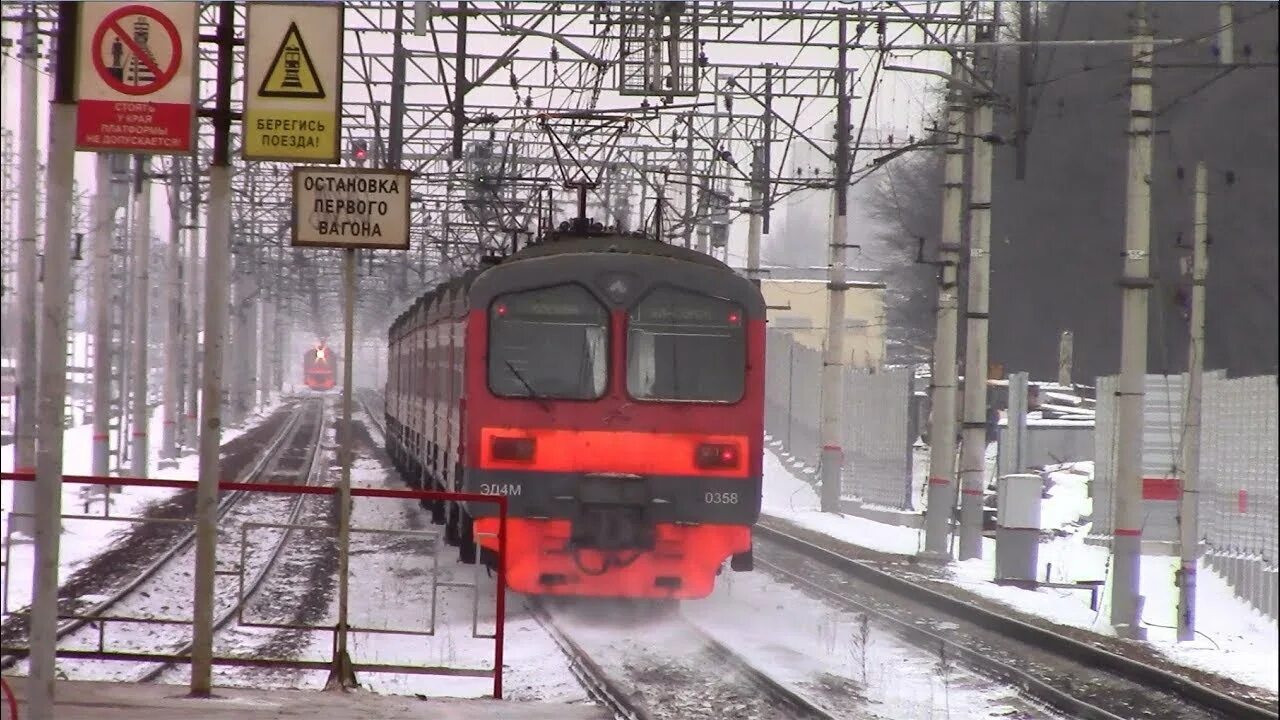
xmin=488 ymin=283 xmax=608 ymax=400
xmin=627 ymin=287 xmax=746 ymax=402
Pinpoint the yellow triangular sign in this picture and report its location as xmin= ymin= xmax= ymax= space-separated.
xmin=259 ymin=22 xmax=325 ymax=99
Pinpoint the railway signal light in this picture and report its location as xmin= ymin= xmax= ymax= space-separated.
xmin=351 ymin=139 xmax=368 ymax=165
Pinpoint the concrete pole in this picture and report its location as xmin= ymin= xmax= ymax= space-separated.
xmin=29 ymin=5 xmax=78 ymax=718
xmin=1058 ymin=330 xmax=1074 ymax=386
xmin=191 ymin=2 xmax=235 ymax=695
xmin=1177 ymin=161 xmax=1208 ymax=641
xmin=1217 ymin=2 xmax=1234 ymax=65
xmin=14 ymin=7 xmax=40 ymax=527
xmin=258 ymin=290 xmax=273 ymax=408
xmin=225 ymin=261 xmax=245 ymax=426
xmin=921 ymin=59 xmax=968 ymax=559
xmin=746 ymin=143 xmax=763 ymax=279
xmin=91 ymin=155 xmax=115 ymax=477
xmin=162 ymin=163 xmax=183 ymax=463
xmin=957 ymin=26 xmax=996 ymax=561
xmin=129 ymin=157 xmax=152 ymax=477
xmin=683 ymin=113 xmax=695 ymax=249
xmin=818 ymin=11 xmax=849 ymax=513
xmin=1111 ymin=2 xmax=1153 ymax=640
xmin=240 ymin=263 xmax=258 ymax=416
xmin=184 ymin=168 xmax=201 ymax=449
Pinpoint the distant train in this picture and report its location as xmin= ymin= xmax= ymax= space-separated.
xmin=302 ymin=342 xmax=337 ymax=391
xmin=384 ymin=221 xmax=766 ymax=600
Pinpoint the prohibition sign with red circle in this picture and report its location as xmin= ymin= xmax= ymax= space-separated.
xmin=91 ymin=5 xmax=183 ymax=96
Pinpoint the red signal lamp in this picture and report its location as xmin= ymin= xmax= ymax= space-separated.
xmin=694 ymin=442 xmax=739 ymax=470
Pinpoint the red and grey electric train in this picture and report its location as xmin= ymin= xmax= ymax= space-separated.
xmin=384 ymin=223 xmax=766 ymax=599
xmin=303 ymin=343 xmax=337 ymax=391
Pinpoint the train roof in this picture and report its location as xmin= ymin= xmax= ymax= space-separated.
xmin=388 ymin=228 xmax=743 ymax=336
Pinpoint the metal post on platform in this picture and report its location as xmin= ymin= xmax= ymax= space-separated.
xmin=92 ymin=154 xmax=116 ymax=477
xmin=12 ymin=3 xmax=41 ymax=534
xmin=1177 ymin=161 xmax=1208 ymax=641
xmin=327 ymin=247 xmax=358 ymax=690
xmin=1111 ymin=1 xmax=1154 ymax=640
xmin=192 ymin=1 xmax=237 ymax=696
xmin=129 ymin=156 xmax=152 ymax=477
xmin=817 ymin=10 xmax=850 ymax=513
xmin=29 ymin=5 xmax=79 ymax=719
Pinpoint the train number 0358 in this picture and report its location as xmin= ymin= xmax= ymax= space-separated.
xmin=704 ymin=491 xmax=739 ymax=504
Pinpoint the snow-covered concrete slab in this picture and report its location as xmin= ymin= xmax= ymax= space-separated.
xmin=1 ymin=676 xmax=608 ymax=720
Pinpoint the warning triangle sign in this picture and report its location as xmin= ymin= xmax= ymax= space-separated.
xmin=258 ymin=22 xmax=325 ymax=99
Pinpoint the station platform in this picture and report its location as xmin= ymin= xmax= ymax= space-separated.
xmin=1 ymin=676 xmax=609 ymax=720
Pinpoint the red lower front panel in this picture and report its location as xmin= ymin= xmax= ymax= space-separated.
xmin=474 ymin=518 xmax=750 ymax=599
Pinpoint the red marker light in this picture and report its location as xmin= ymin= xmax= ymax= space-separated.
xmin=495 ymin=303 xmax=508 ymax=316
xmin=695 ymin=442 xmax=740 ymax=470
xmin=728 ymin=312 xmax=741 ymax=325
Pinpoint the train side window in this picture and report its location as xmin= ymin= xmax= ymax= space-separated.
xmin=487 ymin=283 xmax=608 ymax=401
xmin=626 ymin=286 xmax=745 ymax=403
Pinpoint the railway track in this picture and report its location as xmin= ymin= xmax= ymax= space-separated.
xmin=136 ymin=399 xmax=328 ymax=683
xmin=754 ymin=521 xmax=1277 ymax=720
xmin=527 ymin=597 xmax=837 ymax=720
xmin=2 ymin=398 xmax=327 ymax=681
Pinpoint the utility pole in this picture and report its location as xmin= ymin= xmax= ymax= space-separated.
xmin=818 ymin=10 xmax=850 ymax=513
xmin=184 ymin=163 xmax=201 ymax=449
xmin=1058 ymin=330 xmax=1074 ymax=386
xmin=1217 ymin=2 xmax=1234 ymax=65
xmin=684 ymin=112 xmax=696 ymax=249
xmin=921 ymin=57 xmax=968 ymax=558
xmin=1177 ymin=161 xmax=1208 ymax=641
xmin=29 ymin=4 xmax=78 ymax=718
xmin=13 ymin=5 xmax=40 ymax=534
xmin=1111 ymin=1 xmax=1154 ymax=640
xmin=192 ymin=1 xmax=236 ymax=695
xmin=162 ymin=160 xmax=183 ymax=464
xmin=258 ymin=279 xmax=273 ymax=409
xmin=746 ymin=143 xmax=764 ymax=279
xmin=91 ymin=154 xmax=115 ymax=476
xmin=957 ymin=17 xmax=997 ymax=561
xmin=129 ymin=156 xmax=152 ymax=477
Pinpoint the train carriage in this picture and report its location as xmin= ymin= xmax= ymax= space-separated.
xmin=386 ymin=225 xmax=765 ymax=599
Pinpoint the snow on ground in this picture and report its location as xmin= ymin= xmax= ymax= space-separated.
xmin=0 ymin=392 xmax=287 ymax=612
xmin=762 ymin=449 xmax=925 ymax=555
xmin=264 ymin=411 xmax=584 ymax=703
xmin=685 ymin=567 xmax=1054 ymax=719
xmin=761 ymin=448 xmax=1280 ymax=694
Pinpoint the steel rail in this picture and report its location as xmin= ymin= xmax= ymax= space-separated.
xmin=754 ymin=522 xmax=1278 ymax=720
xmin=681 ymin=620 xmax=837 ymax=720
xmin=0 ymin=400 xmax=309 ymax=670
xmin=136 ymin=399 xmax=329 ymax=682
xmin=524 ymin=598 xmax=654 ymax=720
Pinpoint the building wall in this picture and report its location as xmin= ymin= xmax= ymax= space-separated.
xmin=761 ymin=278 xmax=886 ymax=370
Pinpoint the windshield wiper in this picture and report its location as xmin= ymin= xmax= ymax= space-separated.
xmin=504 ymin=360 xmax=553 ymax=414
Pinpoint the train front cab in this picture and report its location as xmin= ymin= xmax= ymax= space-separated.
xmin=460 ymin=253 xmax=765 ymax=600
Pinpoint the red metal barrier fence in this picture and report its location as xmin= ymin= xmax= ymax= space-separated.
xmin=0 ymin=471 xmax=508 ymax=698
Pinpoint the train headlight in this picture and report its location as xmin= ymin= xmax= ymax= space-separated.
xmin=491 ymin=436 xmax=536 ymax=463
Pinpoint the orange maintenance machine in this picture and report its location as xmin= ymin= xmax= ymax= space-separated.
xmin=384 ymin=223 xmax=765 ymax=599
